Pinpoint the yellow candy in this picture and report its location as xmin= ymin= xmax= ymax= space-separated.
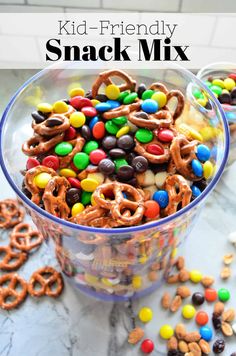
xmin=101 ymin=278 xmax=113 ymax=287
xmin=91 ymin=99 xmax=100 ymax=107
xmin=197 ymin=98 xmax=208 ymax=107
xmin=151 ymin=91 xmax=167 ymax=108
xmin=84 ymin=273 xmax=98 ymax=285
xmin=37 ymin=102 xmax=53 ymax=113
xmin=69 ymin=87 xmax=85 ymax=97
xmin=199 ymin=127 xmax=216 ymax=141
xmin=67 ymin=82 xmax=82 ymax=95
xmin=224 ymin=78 xmax=235 ymax=91
xmin=178 ymin=123 xmax=203 ymax=142
xmin=71 ymin=203 xmax=84 ymax=217
xmin=182 ymin=305 xmax=196 ymax=319
xmin=212 ymin=79 xmax=225 ymax=89
xmin=105 ymin=84 xmax=120 ymax=100
xmin=190 ymin=270 xmax=202 ymax=283
xmin=139 ymin=255 xmax=148 ymax=264
xmin=59 ymin=168 xmax=77 ymax=178
xmin=87 ymin=172 xmax=104 ymax=185
xmin=222 ymin=89 xmax=230 ymax=94
xmin=69 ymin=112 xmax=86 ymax=128
xmin=132 ymin=275 xmax=142 ymax=289
xmin=138 ymin=307 xmax=153 ymax=323
xmin=34 ymin=173 xmax=51 ymax=189
xmin=159 ymin=325 xmax=174 ymax=340
xmin=116 ymin=125 xmax=130 ymax=138
xmin=53 ymin=101 xmax=69 ymax=114
xmin=91 ymin=193 xmax=105 ymax=206
xmin=203 ymin=160 xmax=214 ymax=179
xmin=171 ymin=248 xmax=178 ymax=258
xmin=81 ymin=178 xmax=99 ymax=192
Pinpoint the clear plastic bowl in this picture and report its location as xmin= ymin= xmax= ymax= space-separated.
xmin=0 ymin=65 xmax=230 ymax=301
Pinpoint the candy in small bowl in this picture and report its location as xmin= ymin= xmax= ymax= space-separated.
xmin=0 ymin=65 xmax=229 ymax=301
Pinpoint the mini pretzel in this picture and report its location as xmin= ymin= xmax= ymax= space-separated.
xmin=32 ymin=114 xmax=70 ymax=136
xmin=59 ymin=136 xmax=85 ymax=168
xmin=150 ymin=82 xmax=169 ymax=94
xmin=93 ymin=182 xmax=145 ymax=226
xmin=103 ymin=100 xmax=141 ymax=120
xmin=55 ymin=246 xmax=75 ymax=277
xmin=134 ymin=136 xmax=170 ymax=164
xmin=163 ymin=174 xmax=192 ymax=216
xmin=128 ymin=109 xmax=173 ymax=129
xmin=43 ymin=176 xmax=70 ymax=219
xmin=0 ymin=199 xmax=25 ymax=228
xmin=22 ymin=132 xmax=64 ymax=156
xmin=10 ymin=222 xmax=43 ymax=252
xmin=91 ymin=69 xmax=136 ymax=98
xmin=24 ymin=165 xmax=57 ymax=205
xmin=0 ymin=273 xmax=27 ymax=310
xmin=170 ymin=135 xmax=200 ymax=180
xmin=28 ymin=266 xmax=63 ymax=297
xmin=70 ymin=205 xmax=107 ymax=226
xmin=0 ymin=246 xmax=27 ymax=271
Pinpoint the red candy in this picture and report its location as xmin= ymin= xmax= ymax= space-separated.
xmin=146 ymin=144 xmax=164 ymax=155
xmin=157 ymin=129 xmax=174 ymax=143
xmin=195 ymin=311 xmax=209 ymax=326
xmin=70 ymin=161 xmax=79 ymax=172
xmin=93 ymin=121 xmax=105 ymax=140
xmin=42 ymin=155 xmax=59 ymax=171
xmin=144 ymin=200 xmax=160 ymax=219
xmin=205 ymin=288 xmax=217 ymax=302
xmin=69 ymin=96 xmax=92 ymax=110
xmin=26 ymin=157 xmax=40 ymax=170
xmin=81 ymin=106 xmax=97 ymax=117
xmin=67 ymin=177 xmax=81 ymax=189
xmin=229 ymin=73 xmax=236 ymax=81
xmin=90 ymin=149 xmax=106 ymax=165
xmin=64 ymin=126 xmax=77 ymax=140
xmin=141 ymin=339 xmax=154 ymax=354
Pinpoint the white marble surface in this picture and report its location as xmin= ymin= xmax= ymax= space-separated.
xmin=1 ymin=70 xmax=236 ymax=356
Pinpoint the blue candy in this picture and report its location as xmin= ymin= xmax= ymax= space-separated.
xmin=199 ymin=326 xmax=213 ymax=342
xmin=191 ymin=159 xmax=203 ymax=177
xmin=89 ymin=116 xmax=99 ymax=130
xmin=191 ymin=185 xmax=201 ymax=198
xmin=122 ymin=192 xmax=127 ymax=199
xmin=95 ymin=102 xmax=112 ymax=112
xmin=153 ymin=190 xmax=169 ymax=208
xmin=106 ymin=100 xmax=120 ymax=109
xmin=196 ymin=144 xmax=211 ymax=162
xmin=141 ymin=99 xmax=158 ymax=114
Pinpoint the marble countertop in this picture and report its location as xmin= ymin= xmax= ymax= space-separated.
xmin=1 ymin=70 xmax=236 ymax=356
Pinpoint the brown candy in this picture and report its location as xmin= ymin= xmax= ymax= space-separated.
xmin=28 ymin=266 xmax=63 ymax=297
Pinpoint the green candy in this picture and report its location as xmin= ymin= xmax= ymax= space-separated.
xmin=123 ymin=92 xmax=138 ymax=104
xmin=55 ymin=142 xmax=73 ymax=156
xmin=142 ymin=90 xmax=154 ymax=100
xmin=81 ymin=191 xmax=92 ymax=205
xmin=83 ymin=141 xmax=99 ymax=154
xmin=105 ymin=121 xmax=119 ymax=135
xmin=211 ymin=85 xmax=222 ymax=96
xmin=112 ymin=116 xmax=127 ymax=125
xmin=135 ymin=128 xmax=153 ymax=143
xmin=118 ymin=91 xmax=129 ymax=102
xmin=205 ymin=81 xmax=212 ymax=88
xmin=73 ymin=152 xmax=90 ymax=170
xmin=193 ymin=88 xmax=204 ymax=99
xmin=218 ymin=288 xmax=230 ymax=302
xmin=114 ymin=158 xmax=128 ymax=172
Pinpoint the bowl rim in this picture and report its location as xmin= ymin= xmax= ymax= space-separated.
xmin=0 ymin=65 xmax=230 ymax=234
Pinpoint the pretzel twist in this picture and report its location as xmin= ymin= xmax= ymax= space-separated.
xmin=93 ymin=182 xmax=145 ymax=226
xmin=91 ymin=69 xmax=136 ymax=98
xmin=0 ymin=199 xmax=25 ymax=228
xmin=149 ymin=82 xmax=169 ymax=94
xmin=24 ymin=166 xmax=57 ymax=205
xmin=32 ymin=114 xmax=70 ymax=136
xmin=103 ymin=100 xmax=141 ymax=120
xmin=43 ymin=176 xmax=70 ymax=219
xmin=163 ymin=174 xmax=192 ymax=216
xmin=129 ymin=109 xmax=173 ymax=129
xmin=22 ymin=132 xmax=65 ymax=156
xmin=0 ymin=273 xmax=28 ymax=310
xmin=134 ymin=136 xmax=170 ymax=164
xmin=28 ymin=266 xmax=63 ymax=297
xmin=0 ymin=246 xmax=27 ymax=271
xmin=10 ymin=222 xmax=43 ymax=252
xmin=59 ymin=136 xmax=85 ymax=168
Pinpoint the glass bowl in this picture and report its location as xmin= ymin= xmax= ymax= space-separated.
xmin=0 ymin=64 xmax=230 ymax=301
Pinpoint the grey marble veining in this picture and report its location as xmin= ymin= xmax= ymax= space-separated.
xmin=0 ymin=70 xmax=236 ymax=356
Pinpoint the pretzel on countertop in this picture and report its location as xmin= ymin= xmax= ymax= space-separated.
xmin=0 ymin=273 xmax=28 ymax=310
xmin=43 ymin=176 xmax=71 ymax=219
xmin=103 ymin=100 xmax=141 ymax=120
xmin=134 ymin=136 xmax=170 ymax=164
xmin=32 ymin=114 xmax=70 ymax=136
xmin=128 ymin=108 xmax=173 ymax=129
xmin=0 ymin=199 xmax=25 ymax=229
xmin=163 ymin=174 xmax=192 ymax=216
xmin=28 ymin=266 xmax=63 ymax=298
xmin=170 ymin=135 xmax=200 ymax=180
xmin=24 ymin=165 xmax=57 ymax=205
xmin=91 ymin=69 xmax=136 ymax=98
xmin=22 ymin=132 xmax=65 ymax=156
xmin=93 ymin=182 xmax=145 ymax=226
xmin=59 ymin=136 xmax=85 ymax=168
xmin=10 ymin=222 xmax=44 ymax=252
xmin=0 ymin=246 xmax=27 ymax=271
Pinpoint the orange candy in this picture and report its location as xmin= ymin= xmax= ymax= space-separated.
xmin=195 ymin=311 xmax=209 ymax=326
xmin=93 ymin=121 xmax=105 ymax=140
xmin=144 ymin=200 xmax=160 ymax=219
xmin=205 ymin=288 xmax=217 ymax=302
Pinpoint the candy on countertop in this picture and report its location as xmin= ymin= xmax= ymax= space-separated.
xmin=182 ymin=304 xmax=196 ymax=319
